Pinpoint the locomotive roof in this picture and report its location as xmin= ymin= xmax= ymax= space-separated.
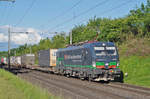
xmin=58 ymin=42 xmax=115 ymax=52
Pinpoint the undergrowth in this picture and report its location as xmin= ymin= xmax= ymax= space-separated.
xmin=119 ymin=38 xmax=150 ymax=87
xmin=0 ymin=69 xmax=58 ymax=99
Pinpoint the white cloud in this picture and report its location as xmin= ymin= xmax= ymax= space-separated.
xmin=0 ymin=33 xmax=8 ymax=42
xmin=0 ymin=25 xmax=41 ymax=45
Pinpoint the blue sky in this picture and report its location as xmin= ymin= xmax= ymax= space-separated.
xmin=0 ymin=0 xmax=147 ymax=51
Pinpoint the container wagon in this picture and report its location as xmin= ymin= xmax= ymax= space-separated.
xmin=21 ymin=54 xmax=35 ymax=68
xmin=56 ymin=41 xmax=123 ymax=82
xmin=38 ymin=49 xmax=57 ymax=72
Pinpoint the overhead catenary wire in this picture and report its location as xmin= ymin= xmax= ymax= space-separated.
xmin=2 ymin=2 xmax=15 ymax=25
xmin=37 ymin=0 xmax=84 ymax=39
xmin=0 ymin=2 xmax=1 ymax=14
xmin=0 ymin=2 xmax=9 ymax=25
xmin=79 ymin=0 xmax=135 ymax=24
xmin=45 ymin=0 xmax=109 ymax=33
xmin=38 ymin=0 xmax=84 ymax=29
xmin=58 ymin=0 xmax=135 ymax=31
xmin=14 ymin=0 xmax=37 ymax=27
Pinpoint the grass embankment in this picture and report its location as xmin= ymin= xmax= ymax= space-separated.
xmin=0 ymin=69 xmax=56 ymax=99
xmin=120 ymin=56 xmax=150 ymax=87
xmin=119 ymin=38 xmax=150 ymax=88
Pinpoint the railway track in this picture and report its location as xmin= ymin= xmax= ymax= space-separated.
xmin=18 ymin=69 xmax=150 ymax=99
xmin=108 ymin=82 xmax=150 ymax=95
xmin=19 ymin=70 xmax=125 ymax=99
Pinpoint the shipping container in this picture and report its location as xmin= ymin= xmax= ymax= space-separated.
xmin=15 ymin=56 xmax=21 ymax=66
xmin=3 ymin=57 xmax=7 ymax=65
xmin=38 ymin=49 xmax=57 ymax=67
xmin=10 ymin=56 xmax=15 ymax=65
xmin=10 ymin=56 xmax=20 ymax=67
xmin=0 ymin=57 xmax=4 ymax=65
xmin=21 ymin=54 xmax=35 ymax=67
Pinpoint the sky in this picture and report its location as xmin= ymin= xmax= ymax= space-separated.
xmin=0 ymin=0 xmax=147 ymax=51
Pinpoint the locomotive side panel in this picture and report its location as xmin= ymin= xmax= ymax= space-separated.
xmin=56 ymin=47 xmax=94 ymax=77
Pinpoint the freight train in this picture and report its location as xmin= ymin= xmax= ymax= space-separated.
xmin=1 ymin=41 xmax=123 ymax=82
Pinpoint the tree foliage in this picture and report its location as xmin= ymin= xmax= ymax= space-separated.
xmin=0 ymin=0 xmax=150 ymax=58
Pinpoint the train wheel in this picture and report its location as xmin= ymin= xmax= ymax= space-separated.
xmin=114 ymin=71 xmax=124 ymax=83
xmin=119 ymin=71 xmax=124 ymax=83
xmin=88 ymin=75 xmax=93 ymax=82
xmin=80 ymin=77 xmax=85 ymax=81
xmin=79 ymin=72 xmax=84 ymax=80
xmin=66 ymin=74 xmax=70 ymax=78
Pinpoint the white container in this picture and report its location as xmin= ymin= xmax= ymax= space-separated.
xmin=3 ymin=57 xmax=7 ymax=64
xmin=21 ymin=54 xmax=35 ymax=66
xmin=15 ymin=56 xmax=21 ymax=65
xmin=10 ymin=56 xmax=15 ymax=65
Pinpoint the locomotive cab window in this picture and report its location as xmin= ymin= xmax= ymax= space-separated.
xmin=94 ymin=46 xmax=117 ymax=56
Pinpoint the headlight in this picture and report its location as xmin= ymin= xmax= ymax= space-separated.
xmin=92 ymin=61 xmax=96 ymax=67
xmin=117 ymin=62 xmax=119 ymax=66
xmin=102 ymin=43 xmax=106 ymax=46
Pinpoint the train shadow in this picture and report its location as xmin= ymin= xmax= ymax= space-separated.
xmin=0 ymin=65 xmax=31 ymax=75
xmin=67 ymin=75 xmax=122 ymax=84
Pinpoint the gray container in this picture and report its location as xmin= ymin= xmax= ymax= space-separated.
xmin=38 ymin=49 xmax=57 ymax=67
xmin=21 ymin=54 xmax=35 ymax=66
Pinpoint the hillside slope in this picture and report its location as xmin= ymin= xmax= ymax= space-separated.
xmin=119 ymin=38 xmax=150 ymax=87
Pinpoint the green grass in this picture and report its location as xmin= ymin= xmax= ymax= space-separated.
xmin=120 ymin=56 xmax=150 ymax=88
xmin=0 ymin=69 xmax=58 ymax=99
xmin=118 ymin=38 xmax=150 ymax=88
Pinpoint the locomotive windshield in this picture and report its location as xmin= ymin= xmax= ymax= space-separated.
xmin=94 ymin=46 xmax=117 ymax=56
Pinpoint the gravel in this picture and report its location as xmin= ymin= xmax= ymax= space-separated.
xmin=17 ymin=69 xmax=150 ymax=99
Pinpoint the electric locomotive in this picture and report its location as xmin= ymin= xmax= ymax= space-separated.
xmin=56 ymin=41 xmax=123 ymax=82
